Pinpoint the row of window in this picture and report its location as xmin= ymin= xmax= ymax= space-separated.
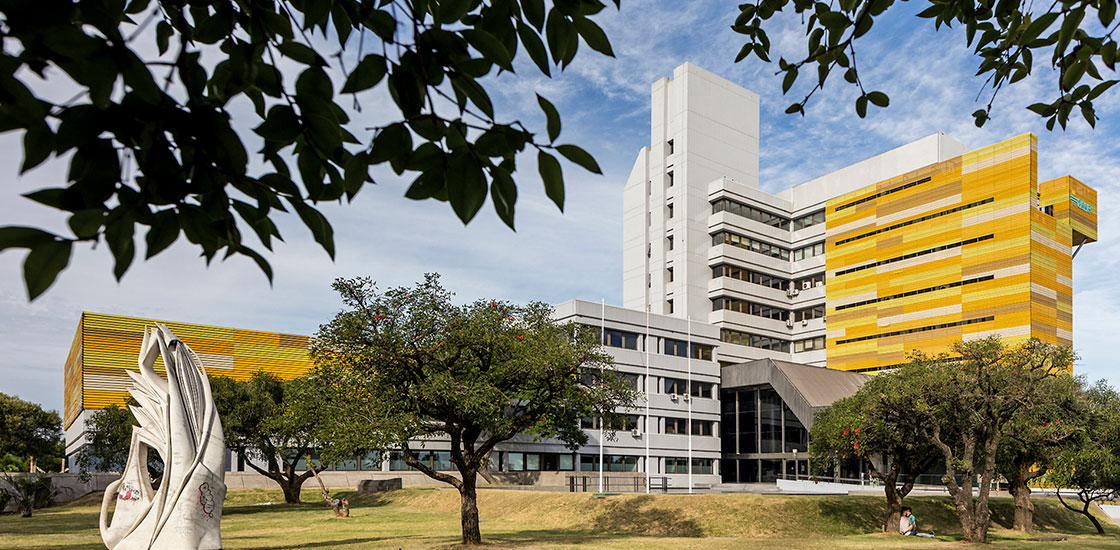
xmin=712 ymin=298 xmax=825 ymax=322
xmin=791 ymin=241 xmax=825 ymax=262
xmin=507 ymin=452 xmax=574 ymax=471
xmin=719 ymin=328 xmax=826 ymax=353
xmin=663 ymin=378 xmax=715 ymax=398
xmin=721 ymin=387 xmax=808 ymax=455
xmin=711 ymin=198 xmax=827 ymax=233
xmin=713 ymin=231 xmax=825 ymax=263
xmin=712 ymin=199 xmax=791 ymax=229
xmin=711 ymin=264 xmax=826 ymax=292
xmin=835 ymin=316 xmax=995 ymax=345
xmin=665 ymin=458 xmax=714 ymax=474
xmin=834 ymin=275 xmax=995 ymax=311
xmin=834 ymin=176 xmax=931 ymax=212
xmin=834 ymin=234 xmax=995 ymax=277
xmin=664 ymin=418 xmax=715 ymax=436
xmin=598 ymin=328 xmax=714 ymax=361
xmin=835 ymin=198 xmax=995 ymax=246
xmin=663 ymin=338 xmax=715 ymax=360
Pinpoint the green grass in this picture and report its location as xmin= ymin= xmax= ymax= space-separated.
xmin=2 ymin=487 xmax=1119 ymax=549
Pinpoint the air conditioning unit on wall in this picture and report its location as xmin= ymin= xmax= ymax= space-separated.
xmin=631 ymin=428 xmax=642 ymax=437
xmin=786 ymin=318 xmax=795 ymax=328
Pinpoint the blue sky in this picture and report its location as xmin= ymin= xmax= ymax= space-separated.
xmin=1 ymin=2 xmax=1118 ymax=413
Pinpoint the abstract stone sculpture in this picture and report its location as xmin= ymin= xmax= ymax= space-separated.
xmin=100 ymin=324 xmax=226 ymax=550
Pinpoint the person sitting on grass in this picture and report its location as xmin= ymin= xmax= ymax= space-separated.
xmin=899 ymin=507 xmax=935 ymax=537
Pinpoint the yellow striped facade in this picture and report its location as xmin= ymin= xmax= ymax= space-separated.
xmin=63 ymin=312 xmax=313 ymax=429
xmin=824 ymin=134 xmax=1096 ymax=372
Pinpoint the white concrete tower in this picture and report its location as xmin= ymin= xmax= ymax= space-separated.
xmin=622 ymin=63 xmax=760 ymax=320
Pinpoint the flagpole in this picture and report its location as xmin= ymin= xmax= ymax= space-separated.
xmin=687 ymin=315 xmax=693 ymax=495
xmin=645 ymin=305 xmax=651 ymax=494
xmin=599 ymin=298 xmax=605 ymax=493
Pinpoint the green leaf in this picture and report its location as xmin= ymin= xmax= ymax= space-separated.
xmin=145 ymin=210 xmax=180 ymax=259
xmin=370 ymin=123 xmax=413 ymax=164
xmin=67 ymin=209 xmax=104 ymax=239
xmin=254 ymin=105 xmax=301 ymax=143
xmin=156 ymin=21 xmax=173 ymax=55
xmin=866 ymin=91 xmax=889 ymax=107
xmin=1088 ymin=80 xmax=1117 ymax=100
xmin=237 ymin=246 xmax=274 ymax=284
xmin=972 ymin=109 xmax=989 ymax=127
xmin=104 ymin=219 xmax=135 ymax=281
xmin=1027 ymin=102 xmax=1055 ymax=116
xmin=782 ymin=67 xmax=798 ymax=93
xmin=819 ymin=11 xmax=849 ymax=31
xmin=450 ymin=75 xmax=495 ymax=119
xmin=341 ymin=54 xmax=388 ymax=93
xmin=405 ymin=169 xmax=445 ymax=200
xmin=288 ymin=198 xmax=335 ymax=259
xmin=0 ymin=227 xmax=56 ymax=252
xmin=523 ymin=0 xmax=546 ymax=30
xmin=23 ymin=239 xmax=72 ymax=300
xmin=277 ymin=41 xmax=326 ymax=66
xmin=464 ymin=29 xmax=514 ymax=72
xmin=545 ymin=11 xmax=575 ymax=65
xmin=855 ymin=95 xmax=868 ymax=118
xmin=1102 ymin=0 xmax=1117 ymax=26
xmin=22 ymin=126 xmax=53 ymax=174
xmin=446 ymin=152 xmax=487 ymax=224
xmin=343 ymin=152 xmax=370 ymax=198
xmin=363 ymin=9 xmax=397 ymax=42
xmin=517 ymin=21 xmax=551 ymax=77
xmin=490 ymin=167 xmax=517 ymax=229
xmin=573 ymin=17 xmax=613 ymax=57
xmin=537 ymin=94 xmax=561 ymax=142
xmin=556 ymin=144 xmax=601 ymax=174
xmin=538 ymin=151 xmax=564 ymax=211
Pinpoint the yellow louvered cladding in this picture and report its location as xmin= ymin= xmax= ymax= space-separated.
xmin=66 ymin=312 xmax=313 ymax=427
xmin=825 ymin=134 xmax=1093 ymax=372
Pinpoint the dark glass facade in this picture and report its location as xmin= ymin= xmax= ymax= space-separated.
xmin=720 ymin=384 xmax=812 ymax=483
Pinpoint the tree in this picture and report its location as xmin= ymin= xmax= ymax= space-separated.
xmin=0 ymin=473 xmax=62 ymax=517
xmin=996 ymin=372 xmax=1086 ymax=531
xmin=810 ymin=372 xmax=938 ymax=533
xmin=1049 ymin=380 xmax=1120 ymax=534
xmin=210 ymin=371 xmax=323 ymax=504
xmin=310 ymin=274 xmax=637 ymax=545
xmin=907 ymin=337 xmax=1074 ymax=543
xmin=0 ymin=393 xmax=62 ymax=472
xmin=75 ymin=399 xmax=165 ymax=480
xmin=731 ymin=0 xmax=1119 ymax=129
xmin=0 ymin=0 xmax=617 ymax=300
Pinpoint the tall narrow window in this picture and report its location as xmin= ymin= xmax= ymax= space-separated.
xmin=667 ymin=203 xmax=674 ymax=219
xmin=667 ymin=235 xmax=674 ymax=251
xmin=667 ymin=139 xmax=674 ymax=155
xmin=667 ymin=170 xmax=674 ymax=187
xmin=667 ymin=267 xmax=674 ymax=282
xmin=667 ymin=299 xmax=674 ymax=314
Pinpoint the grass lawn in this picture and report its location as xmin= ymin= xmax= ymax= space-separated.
xmin=2 ymin=487 xmax=1119 ymax=549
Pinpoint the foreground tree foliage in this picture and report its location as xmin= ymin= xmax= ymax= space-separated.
xmin=309 ymin=274 xmax=637 ymax=544
xmin=0 ymin=393 xmax=63 ymax=472
xmin=809 ymin=371 xmax=938 ymax=533
xmin=995 ymin=373 xmax=1086 ymax=531
xmin=732 ymin=0 xmax=1118 ymax=128
xmin=907 ymin=337 xmax=1075 ymax=543
xmin=210 ymin=372 xmax=323 ymax=504
xmin=1050 ymin=380 xmax=1120 ymax=534
xmin=0 ymin=0 xmax=617 ymax=299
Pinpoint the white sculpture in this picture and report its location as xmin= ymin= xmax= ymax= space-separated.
xmin=100 ymin=324 xmax=226 ymax=550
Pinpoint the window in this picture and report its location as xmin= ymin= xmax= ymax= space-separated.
xmin=792 ymin=241 xmax=825 ymax=261
xmin=663 ymin=377 xmax=687 ymax=394
xmin=796 ymin=272 xmax=825 ymax=289
xmin=666 ymin=299 xmax=674 ymax=314
xmin=667 ymin=139 xmax=674 ymax=155
xmin=796 ymin=305 xmax=825 ymax=321
xmin=388 ymin=451 xmax=452 ymax=471
xmin=712 ymin=231 xmax=790 ymax=260
xmin=665 ymin=457 xmax=688 ymax=473
xmin=691 ymin=419 xmax=714 ymax=436
xmin=692 ymin=458 xmax=714 ymax=474
xmin=690 ymin=343 xmax=713 ymax=361
xmin=667 ymin=203 xmax=674 ymax=219
xmin=690 ymin=381 xmax=713 ymax=398
xmin=581 ymin=415 xmax=640 ymax=431
xmin=667 ymin=267 xmax=674 ymax=282
xmin=360 ymin=452 xmax=382 ymax=471
xmin=667 ymin=170 xmax=674 ymax=187
xmin=793 ymin=336 xmax=825 ymax=353
xmin=834 ymin=275 xmax=994 ymax=311
xmin=665 ymin=417 xmax=688 ymax=434
xmin=621 ymin=372 xmax=640 ymax=391
xmin=602 ymin=328 xmax=639 ymax=349
xmin=1044 ymin=204 xmax=1055 ymax=216
xmin=664 ymin=338 xmax=688 ymax=357
xmin=667 ymin=235 xmax=674 ymax=251
xmin=712 ymin=297 xmax=790 ymax=321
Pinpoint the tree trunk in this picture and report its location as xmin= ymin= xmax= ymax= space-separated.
xmin=1008 ymin=477 xmax=1034 ymax=531
xmin=459 ymin=471 xmax=482 ymax=544
xmin=884 ymin=484 xmax=903 ymax=534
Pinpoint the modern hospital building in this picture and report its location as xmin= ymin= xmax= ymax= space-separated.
xmin=63 ymin=63 xmax=1097 ymax=489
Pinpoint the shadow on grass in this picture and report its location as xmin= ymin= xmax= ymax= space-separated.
xmin=235 ymin=535 xmax=418 ymax=549
xmin=590 ymin=495 xmax=703 ymax=537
